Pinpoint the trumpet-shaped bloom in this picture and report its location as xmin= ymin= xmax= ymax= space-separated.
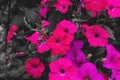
xmin=47 ymin=29 xmax=73 ymax=56
xmin=7 ymin=25 xmax=18 ymax=42
xmin=41 ymin=20 xmax=50 ymax=28
xmin=49 ymin=58 xmax=78 ymax=80
xmin=64 ymin=40 xmax=87 ymax=67
xmin=39 ymin=6 xmax=49 ymax=18
xmin=56 ymin=20 xmax=78 ymax=34
xmin=85 ymin=0 xmax=107 ymax=16
xmin=78 ymin=63 xmax=104 ymax=80
xmin=103 ymin=44 xmax=120 ymax=70
xmin=54 ymin=0 xmax=73 ymax=13
xmin=25 ymin=57 xmax=45 ymax=78
xmin=37 ymin=43 xmax=50 ymax=53
xmin=25 ymin=31 xmax=40 ymax=45
xmin=106 ymin=0 xmax=120 ymax=18
xmin=85 ymin=25 xmax=109 ymax=47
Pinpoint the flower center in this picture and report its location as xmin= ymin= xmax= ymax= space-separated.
xmin=110 ymin=57 xmax=114 ymax=62
xmin=65 ymin=29 xmax=69 ymax=33
xmin=60 ymin=69 xmax=65 ymax=74
xmin=109 ymin=5 xmax=114 ymax=10
xmin=73 ymin=51 xmax=77 ymax=58
xmin=83 ymin=28 xmax=86 ymax=32
xmin=85 ymin=76 xmax=91 ymax=80
xmin=56 ymin=39 xmax=60 ymax=43
xmin=78 ymin=62 xmax=83 ymax=66
xmin=95 ymin=33 xmax=99 ymax=38
xmin=33 ymin=65 xmax=38 ymax=69
xmin=62 ymin=6 xmax=66 ymax=9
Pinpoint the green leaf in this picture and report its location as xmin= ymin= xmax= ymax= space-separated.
xmin=103 ymin=26 xmax=116 ymax=40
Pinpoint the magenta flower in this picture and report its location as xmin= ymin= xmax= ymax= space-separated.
xmin=47 ymin=29 xmax=73 ymax=56
xmin=106 ymin=0 xmax=120 ymax=18
xmin=39 ymin=6 xmax=49 ymax=18
xmin=56 ymin=20 xmax=78 ymax=34
xmin=37 ymin=43 xmax=50 ymax=53
xmin=81 ymin=24 xmax=90 ymax=35
xmin=25 ymin=57 xmax=45 ymax=78
xmin=103 ymin=44 xmax=120 ymax=70
xmin=85 ymin=25 xmax=109 ymax=47
xmin=54 ymin=0 xmax=73 ymax=13
xmin=84 ymin=0 xmax=107 ymax=16
xmin=41 ymin=20 xmax=50 ymax=28
xmin=49 ymin=58 xmax=78 ymax=80
xmin=7 ymin=25 xmax=18 ymax=42
xmin=64 ymin=40 xmax=87 ymax=67
xmin=25 ymin=31 xmax=41 ymax=45
xmin=78 ymin=62 xmax=104 ymax=80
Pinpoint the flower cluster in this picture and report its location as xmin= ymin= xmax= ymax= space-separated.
xmin=5 ymin=0 xmax=120 ymax=80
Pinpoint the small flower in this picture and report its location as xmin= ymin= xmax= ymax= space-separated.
xmin=56 ymin=20 xmax=78 ymax=34
xmin=81 ymin=24 xmax=90 ymax=35
xmin=47 ymin=29 xmax=73 ymax=56
xmin=41 ymin=20 xmax=50 ymax=28
xmin=54 ymin=0 xmax=73 ymax=13
xmin=106 ymin=0 xmax=120 ymax=18
xmin=78 ymin=62 xmax=104 ymax=80
xmin=49 ymin=58 xmax=78 ymax=80
xmin=103 ymin=44 xmax=120 ymax=70
xmin=7 ymin=25 xmax=18 ymax=42
xmin=64 ymin=40 xmax=87 ymax=67
xmin=25 ymin=31 xmax=41 ymax=45
xmin=39 ymin=6 xmax=49 ymax=18
xmin=37 ymin=43 xmax=50 ymax=53
xmin=84 ymin=0 xmax=107 ymax=16
xmin=25 ymin=57 xmax=45 ymax=78
xmin=85 ymin=25 xmax=109 ymax=47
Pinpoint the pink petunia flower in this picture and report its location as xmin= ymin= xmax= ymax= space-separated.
xmin=37 ymin=43 xmax=50 ymax=53
xmin=85 ymin=25 xmax=109 ymax=47
xmin=84 ymin=0 xmax=107 ymax=16
xmin=56 ymin=20 xmax=78 ymax=34
xmin=49 ymin=58 xmax=78 ymax=80
xmin=25 ymin=57 xmax=45 ymax=78
xmin=47 ymin=29 xmax=73 ymax=56
xmin=106 ymin=0 xmax=120 ymax=18
xmin=103 ymin=44 xmax=120 ymax=70
xmin=25 ymin=31 xmax=41 ymax=45
xmin=7 ymin=25 xmax=18 ymax=42
xmin=81 ymin=24 xmax=90 ymax=35
xmin=39 ymin=6 xmax=49 ymax=18
xmin=41 ymin=20 xmax=50 ymax=28
xmin=54 ymin=0 xmax=73 ymax=13
xmin=78 ymin=62 xmax=104 ymax=80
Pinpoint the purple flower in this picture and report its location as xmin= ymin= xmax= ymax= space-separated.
xmin=71 ymin=40 xmax=84 ymax=50
xmin=103 ymin=44 xmax=120 ymax=69
xmin=64 ymin=40 xmax=87 ymax=67
xmin=78 ymin=62 xmax=104 ymax=80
